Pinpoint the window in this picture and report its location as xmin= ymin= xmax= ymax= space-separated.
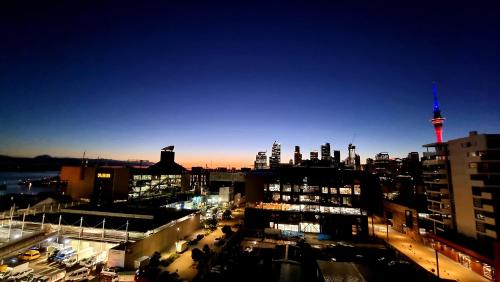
xmin=354 ymin=185 xmax=361 ymax=195
xmin=272 ymin=193 xmax=280 ymax=202
xmin=322 ymin=187 xmax=329 ymax=194
xmin=269 ymin=183 xmax=280 ymax=191
xmin=282 ymin=195 xmax=291 ymax=202
xmin=340 ymin=187 xmax=352 ymax=195
xmin=342 ymin=197 xmax=352 ymax=207
xmin=330 ymin=187 xmax=337 ymax=194
xmin=283 ymin=184 xmax=292 ymax=192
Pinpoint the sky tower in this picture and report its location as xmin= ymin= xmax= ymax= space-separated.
xmin=431 ymin=83 xmax=445 ymax=143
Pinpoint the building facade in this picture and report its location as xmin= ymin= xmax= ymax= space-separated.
xmin=270 ymin=141 xmax=281 ymax=169
xmin=321 ymin=143 xmax=331 ymax=161
xmin=255 ymin=151 xmax=268 ymax=170
xmin=245 ymin=167 xmax=369 ymax=238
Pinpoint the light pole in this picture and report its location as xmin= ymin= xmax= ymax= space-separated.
xmin=434 ymin=246 xmax=440 ymax=278
xmin=176 ymin=227 xmax=180 ymax=241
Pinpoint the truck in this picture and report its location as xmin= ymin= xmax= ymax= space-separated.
xmin=34 ymin=268 xmax=66 ymax=282
xmin=175 ymin=240 xmax=188 ymax=253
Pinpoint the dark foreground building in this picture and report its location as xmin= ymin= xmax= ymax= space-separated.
xmin=245 ymin=166 xmax=376 ymax=238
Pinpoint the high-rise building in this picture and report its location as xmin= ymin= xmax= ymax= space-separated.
xmin=346 ymin=144 xmax=358 ymax=169
xmin=321 ymin=143 xmax=331 ymax=161
xmin=334 ymin=150 xmax=341 ymax=164
xmin=447 ymin=132 xmax=500 ymax=241
xmin=254 ymin=151 xmax=268 ymax=170
xmin=310 ymin=151 xmax=319 ymax=161
xmin=422 ymin=142 xmax=453 ymax=233
xmin=431 ymin=84 xmax=445 ymax=143
xmin=294 ymin=146 xmax=302 ymax=166
xmin=269 ymin=141 xmax=281 ymax=169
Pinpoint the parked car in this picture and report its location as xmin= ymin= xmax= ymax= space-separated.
xmin=79 ymin=256 xmax=96 ymax=268
xmin=7 ymin=268 xmax=34 ymax=281
xmin=18 ymin=250 xmax=41 ymax=261
xmin=65 ymin=267 xmax=90 ymax=282
xmin=62 ymin=255 xmax=79 ymax=268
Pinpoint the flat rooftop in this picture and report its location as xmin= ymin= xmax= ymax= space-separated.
xmin=19 ymin=203 xmax=197 ymax=233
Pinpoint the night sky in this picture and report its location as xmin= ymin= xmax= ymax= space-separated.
xmin=1 ymin=1 xmax=500 ymax=168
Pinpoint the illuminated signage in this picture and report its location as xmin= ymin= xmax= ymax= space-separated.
xmin=97 ymin=173 xmax=111 ymax=178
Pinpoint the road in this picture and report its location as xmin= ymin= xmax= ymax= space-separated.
xmin=370 ymin=217 xmax=489 ymax=282
xmin=163 ymin=219 xmax=238 ymax=281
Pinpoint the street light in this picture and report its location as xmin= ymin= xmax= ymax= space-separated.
xmin=176 ymin=227 xmax=180 ymax=241
xmin=434 ymin=243 xmax=440 ymax=278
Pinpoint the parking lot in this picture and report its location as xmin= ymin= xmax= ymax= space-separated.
xmin=0 ymin=236 xmax=118 ymax=282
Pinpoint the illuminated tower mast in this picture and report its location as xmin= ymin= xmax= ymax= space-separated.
xmin=431 ymin=83 xmax=445 ymax=143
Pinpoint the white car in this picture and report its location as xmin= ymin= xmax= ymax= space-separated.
xmin=78 ymin=256 xmax=96 ymax=268
xmin=8 ymin=268 xmax=34 ymax=281
xmin=63 ymin=255 xmax=79 ymax=268
xmin=65 ymin=267 xmax=89 ymax=281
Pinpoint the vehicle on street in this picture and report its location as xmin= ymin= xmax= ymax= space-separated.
xmin=175 ymin=240 xmax=188 ymax=253
xmin=7 ymin=267 xmax=34 ymax=281
xmin=65 ymin=267 xmax=90 ymax=282
xmin=18 ymin=250 xmax=41 ymax=261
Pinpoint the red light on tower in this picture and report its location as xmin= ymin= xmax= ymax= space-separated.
xmin=431 ymin=84 xmax=445 ymax=143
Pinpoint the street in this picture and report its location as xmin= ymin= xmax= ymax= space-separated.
xmin=370 ymin=218 xmax=489 ymax=282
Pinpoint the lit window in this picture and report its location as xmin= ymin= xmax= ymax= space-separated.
xmin=269 ymin=183 xmax=280 ymax=191
xmin=330 ymin=187 xmax=337 ymax=194
xmin=322 ymin=187 xmax=329 ymax=194
xmin=340 ymin=187 xmax=352 ymax=195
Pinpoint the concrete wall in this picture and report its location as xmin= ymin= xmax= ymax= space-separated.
xmin=122 ymin=212 xmax=201 ymax=269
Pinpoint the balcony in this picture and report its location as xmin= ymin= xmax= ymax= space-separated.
xmin=473 ymin=192 xmax=493 ymax=200
xmin=477 ymin=204 xmax=495 ymax=213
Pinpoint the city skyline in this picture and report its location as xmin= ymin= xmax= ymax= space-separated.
xmin=1 ymin=1 xmax=500 ymax=168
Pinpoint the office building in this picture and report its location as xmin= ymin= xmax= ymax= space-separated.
xmin=129 ymin=146 xmax=188 ymax=199
xmin=321 ymin=143 xmax=331 ymax=161
xmin=294 ymin=146 xmax=302 ymax=166
xmin=270 ymin=141 xmax=281 ymax=169
xmin=245 ymin=167 xmax=369 ymax=238
xmin=333 ymin=150 xmax=341 ymax=165
xmin=254 ymin=151 xmax=268 ymax=170
xmin=310 ymin=151 xmax=319 ymax=161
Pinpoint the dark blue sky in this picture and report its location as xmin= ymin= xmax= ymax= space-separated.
xmin=1 ymin=1 xmax=499 ymax=167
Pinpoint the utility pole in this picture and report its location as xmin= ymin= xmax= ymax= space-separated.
xmin=56 ymin=214 xmax=62 ymax=243
xmin=79 ymin=217 xmax=83 ymax=251
xmin=435 ymin=248 xmax=440 ymax=278
xmin=21 ymin=212 xmax=26 ymax=237
xmin=7 ymin=206 xmax=13 ymax=242
xmin=125 ymin=220 xmax=129 ymax=243
xmin=102 ymin=219 xmax=106 ymax=240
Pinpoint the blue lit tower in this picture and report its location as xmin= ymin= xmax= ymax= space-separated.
xmin=431 ymin=84 xmax=445 ymax=143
